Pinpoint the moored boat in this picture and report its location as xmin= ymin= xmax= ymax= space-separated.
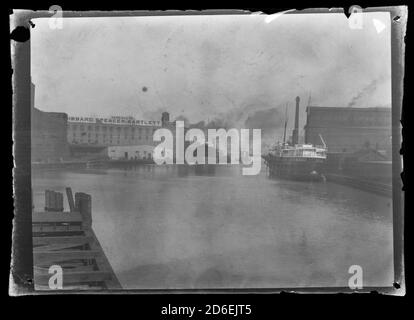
xmin=263 ymin=96 xmax=327 ymax=181
xmin=264 ymin=143 xmax=327 ymax=180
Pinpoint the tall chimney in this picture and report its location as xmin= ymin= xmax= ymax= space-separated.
xmin=161 ymin=112 xmax=170 ymax=127
xmin=292 ymin=96 xmax=300 ymax=145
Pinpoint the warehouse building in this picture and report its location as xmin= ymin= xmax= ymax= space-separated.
xmin=304 ymin=106 xmax=392 ymax=157
xmin=107 ymin=145 xmax=155 ymax=160
xmin=67 ymin=115 xmax=162 ymax=147
xmin=31 ymin=82 xmax=69 ymax=162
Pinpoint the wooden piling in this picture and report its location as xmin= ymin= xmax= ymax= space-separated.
xmin=65 ymin=187 xmax=75 ymax=212
xmin=56 ymin=192 xmax=63 ymax=212
xmin=44 ymin=190 xmax=50 ymax=211
xmin=75 ymin=192 xmax=92 ymax=228
xmin=45 ymin=190 xmax=64 ymax=212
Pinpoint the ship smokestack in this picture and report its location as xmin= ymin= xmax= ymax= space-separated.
xmin=292 ymin=96 xmax=300 ymax=145
xmin=161 ymin=112 xmax=170 ymax=127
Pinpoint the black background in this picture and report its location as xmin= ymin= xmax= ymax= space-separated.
xmin=3 ymin=0 xmax=411 ymax=315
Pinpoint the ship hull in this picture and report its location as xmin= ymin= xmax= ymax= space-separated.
xmin=263 ymin=155 xmax=326 ymax=181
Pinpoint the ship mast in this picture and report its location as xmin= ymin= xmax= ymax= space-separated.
xmin=292 ymin=96 xmax=300 ymax=146
xmin=282 ymin=103 xmax=288 ymax=145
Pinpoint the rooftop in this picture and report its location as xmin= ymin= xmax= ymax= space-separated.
xmin=306 ymin=106 xmax=391 ymax=112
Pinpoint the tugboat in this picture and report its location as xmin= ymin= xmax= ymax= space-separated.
xmin=263 ymin=96 xmax=327 ymax=181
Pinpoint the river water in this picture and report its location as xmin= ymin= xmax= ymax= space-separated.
xmin=32 ymin=163 xmax=393 ymax=289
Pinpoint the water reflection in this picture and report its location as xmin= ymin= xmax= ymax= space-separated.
xmin=32 ymin=164 xmax=393 ymax=289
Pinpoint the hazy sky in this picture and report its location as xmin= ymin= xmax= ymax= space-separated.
xmin=31 ymin=12 xmax=391 ymax=140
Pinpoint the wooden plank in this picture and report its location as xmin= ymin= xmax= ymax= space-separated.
xmin=66 ymin=187 xmax=76 ymax=212
xmin=55 ymin=261 xmax=87 ymax=269
xmin=34 ymin=210 xmax=75 ymax=214
xmin=34 ymin=250 xmax=102 ymax=265
xmin=33 ymin=225 xmax=83 ymax=233
xmin=34 ymin=265 xmax=96 ymax=273
xmin=35 ymin=284 xmax=105 ymax=290
xmin=34 ymin=270 xmax=112 ymax=285
xmin=33 ymin=231 xmax=85 ymax=238
xmin=32 ymin=212 xmax=82 ymax=223
xmin=33 ymin=235 xmax=93 ymax=246
xmin=64 ymin=265 xmax=96 ymax=273
xmin=34 ymin=243 xmax=87 ymax=252
xmin=84 ymin=229 xmax=122 ymax=289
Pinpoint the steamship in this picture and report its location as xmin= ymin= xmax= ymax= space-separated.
xmin=263 ymin=96 xmax=327 ymax=181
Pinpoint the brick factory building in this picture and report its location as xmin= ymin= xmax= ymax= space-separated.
xmin=67 ymin=115 xmax=162 ymax=147
xmin=32 ymin=108 xmax=70 ymax=162
xmin=66 ymin=112 xmax=175 ymax=159
xmin=304 ymin=106 xmax=392 ymax=157
xmin=31 ymin=83 xmax=70 ymax=162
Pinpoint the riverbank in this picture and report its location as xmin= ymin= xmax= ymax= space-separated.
xmin=325 ymin=174 xmax=392 ymax=197
xmin=32 ymin=158 xmax=155 ymax=170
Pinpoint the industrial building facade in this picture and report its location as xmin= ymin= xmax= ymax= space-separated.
xmin=304 ymin=107 xmax=392 ymax=157
xmin=32 ymin=108 xmax=70 ymax=162
xmin=67 ymin=116 xmax=162 ymax=147
xmin=31 ymin=82 xmax=70 ymax=162
xmin=107 ymin=145 xmax=155 ymax=160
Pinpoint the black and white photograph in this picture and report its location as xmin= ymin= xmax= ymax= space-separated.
xmin=10 ymin=6 xmax=406 ymax=294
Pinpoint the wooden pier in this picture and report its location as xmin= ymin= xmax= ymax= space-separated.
xmin=32 ymin=188 xmax=121 ymax=290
